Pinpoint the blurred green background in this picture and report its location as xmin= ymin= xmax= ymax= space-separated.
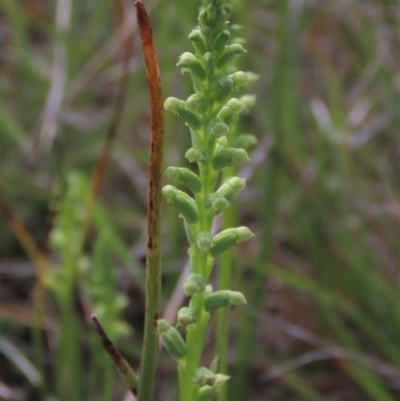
xmin=0 ymin=0 xmax=399 ymax=400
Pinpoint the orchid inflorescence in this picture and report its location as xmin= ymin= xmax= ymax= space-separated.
xmin=160 ymin=0 xmax=257 ymax=399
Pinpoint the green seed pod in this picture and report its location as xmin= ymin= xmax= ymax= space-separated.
xmin=210 ymin=75 xmax=234 ymax=103
xmin=217 ymin=177 xmax=246 ymax=201
xmin=196 ymin=232 xmax=214 ymax=252
xmin=157 ymin=319 xmax=186 ymax=361
xmin=212 ymin=148 xmax=250 ymax=171
xmin=186 ymin=94 xmax=209 ymax=115
xmin=191 ymin=367 xmax=217 ymax=386
xmin=205 ymin=192 xmax=229 ymax=212
xmin=204 ymin=291 xmax=229 ymax=311
xmin=197 ymin=386 xmax=216 ymax=401
xmin=204 ymin=290 xmax=246 ymax=312
xmin=183 ymin=273 xmax=206 ymax=295
xmin=162 ymin=185 xmax=199 ymax=224
xmin=185 ymin=146 xmax=208 ymax=163
xmin=214 ymin=30 xmax=231 ymax=52
xmin=165 ymin=167 xmax=202 ymax=194
xmin=216 ymin=44 xmax=247 ymax=69
xmin=177 ymin=52 xmax=206 ymax=82
xmin=233 ymin=134 xmax=258 ymax=152
xmin=207 ymin=118 xmax=229 ymax=137
xmin=177 ymin=307 xmax=197 ymax=327
xmin=210 ymin=226 xmax=254 ymax=257
xmin=204 ymin=52 xmax=215 ymax=74
xmin=188 ymin=30 xmax=207 ymax=55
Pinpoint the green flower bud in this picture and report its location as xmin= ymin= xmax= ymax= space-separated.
xmin=188 ymin=30 xmax=207 ymax=55
xmin=206 ymin=4 xmax=217 ymax=22
xmin=177 ymin=307 xmax=197 ymax=326
xmin=191 ymin=367 xmax=217 ymax=386
xmin=246 ymin=72 xmax=259 ymax=86
xmin=229 ymin=71 xmax=249 ymax=88
xmin=217 ymin=177 xmax=246 ymax=201
xmin=214 ymin=30 xmax=231 ymax=52
xmin=164 ymin=97 xmax=202 ymax=130
xmin=233 ymin=134 xmax=258 ymax=152
xmin=227 ymin=98 xmax=245 ymax=113
xmin=204 ymin=52 xmax=215 ymax=73
xmin=183 ymin=273 xmax=206 ymax=295
xmin=239 ymin=95 xmax=257 ymax=113
xmin=198 ymin=9 xmax=210 ymax=27
xmin=210 ymin=75 xmax=234 ymax=103
xmin=165 ymin=167 xmax=202 ymax=193
xmin=207 ymin=118 xmax=229 ymax=137
xmin=164 ymin=97 xmax=182 ymax=114
xmin=185 ymin=146 xmax=208 ymax=163
xmin=200 ymin=26 xmax=213 ymax=48
xmin=186 ymin=94 xmax=209 ymax=115
xmin=216 ymin=44 xmax=247 ymax=69
xmin=212 ymin=148 xmax=250 ymax=171
xmin=205 ymin=192 xmax=229 ymax=212
xmin=204 ymin=291 xmax=229 ymax=311
xmin=204 ymin=290 xmax=247 ymax=312
xmin=177 ymin=104 xmax=202 ymax=130
xmin=210 ymin=226 xmax=254 ymax=257
xmin=197 ymin=386 xmax=216 ymax=401
xmin=216 ymin=136 xmax=227 ymax=147
xmin=196 ymin=232 xmax=214 ymax=252
xmin=157 ymin=319 xmax=186 ymax=361
xmin=162 ymin=185 xmax=199 ymax=224
xmin=177 ymin=52 xmax=206 ymax=81
xmin=214 ymin=9 xmax=227 ymax=31
xmin=214 ymin=374 xmax=230 ymax=391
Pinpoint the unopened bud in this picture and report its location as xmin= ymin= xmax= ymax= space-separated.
xmin=233 ymin=134 xmax=258 ymax=152
xmin=157 ymin=319 xmax=186 ymax=361
xmin=229 ymin=71 xmax=249 ymax=88
xmin=197 ymin=386 xmax=216 ymax=401
xmin=227 ymin=98 xmax=245 ymax=113
xmin=188 ymin=30 xmax=207 ymax=55
xmin=164 ymin=97 xmax=182 ymax=114
xmin=204 ymin=290 xmax=247 ymax=312
xmin=165 ymin=167 xmax=202 ymax=194
xmin=183 ymin=273 xmax=206 ymax=295
xmin=217 ymin=177 xmax=246 ymax=201
xmin=186 ymin=94 xmax=209 ymax=115
xmin=177 ymin=307 xmax=197 ymax=327
xmin=214 ymin=30 xmax=231 ymax=52
xmin=162 ymin=185 xmax=199 ymax=224
xmin=212 ymin=148 xmax=250 ymax=171
xmin=210 ymin=226 xmax=254 ymax=257
xmin=191 ymin=367 xmax=216 ymax=386
xmin=196 ymin=232 xmax=214 ymax=252
xmin=210 ymin=76 xmax=234 ymax=103
xmin=206 ymin=4 xmax=217 ymax=21
xmin=177 ymin=52 xmax=206 ymax=81
xmin=216 ymin=44 xmax=247 ymax=69
xmin=204 ymin=52 xmax=215 ymax=73
xmin=214 ymin=8 xmax=227 ymax=31
xmin=185 ymin=146 xmax=208 ymax=163
xmin=205 ymin=193 xmax=229 ymax=212
xmin=207 ymin=118 xmax=229 ymax=137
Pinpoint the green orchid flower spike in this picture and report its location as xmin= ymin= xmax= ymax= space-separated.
xmin=159 ymin=1 xmax=257 ymax=400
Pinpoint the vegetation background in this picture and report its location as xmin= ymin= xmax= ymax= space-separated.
xmin=0 ymin=0 xmax=399 ymax=400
